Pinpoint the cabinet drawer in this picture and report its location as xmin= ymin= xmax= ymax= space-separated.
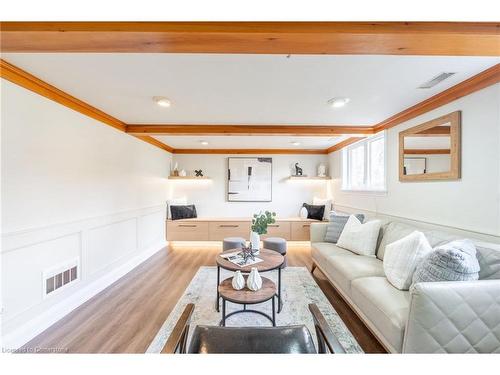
xmin=167 ymin=221 xmax=209 ymax=241
xmin=209 ymin=221 xmax=251 ymax=241
xmin=261 ymin=221 xmax=291 ymax=241
xmin=291 ymin=222 xmax=312 ymax=241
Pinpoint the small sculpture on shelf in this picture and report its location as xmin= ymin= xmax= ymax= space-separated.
xmin=194 ymin=169 xmax=204 ymax=177
xmin=172 ymin=162 xmax=179 ymax=177
xmin=294 ymin=163 xmax=303 ymax=176
xmin=317 ymin=163 xmax=327 ymax=177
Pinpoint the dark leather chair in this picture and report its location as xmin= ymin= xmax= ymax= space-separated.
xmin=162 ymin=303 xmax=345 ymax=354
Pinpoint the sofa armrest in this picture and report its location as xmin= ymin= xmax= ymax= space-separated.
xmin=310 ymin=222 xmax=328 ymax=243
xmin=403 ymin=280 xmax=500 ymax=353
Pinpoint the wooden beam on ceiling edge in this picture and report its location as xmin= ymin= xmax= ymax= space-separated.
xmin=1 ymin=22 xmax=499 ymax=56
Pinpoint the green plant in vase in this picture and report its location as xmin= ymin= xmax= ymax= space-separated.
xmin=250 ymin=211 xmax=276 ymax=253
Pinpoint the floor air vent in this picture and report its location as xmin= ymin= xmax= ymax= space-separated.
xmin=44 ymin=260 xmax=79 ymax=297
xmin=418 ymin=72 xmax=456 ymax=89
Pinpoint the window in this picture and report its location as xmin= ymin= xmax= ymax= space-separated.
xmin=342 ymin=133 xmax=386 ymax=192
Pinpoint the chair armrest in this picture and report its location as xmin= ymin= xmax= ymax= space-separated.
xmin=310 ymin=222 xmax=329 ymax=243
xmin=308 ymin=303 xmax=345 ymax=353
xmin=161 ymin=304 xmax=195 ymax=354
xmin=403 ymin=280 xmax=500 ymax=353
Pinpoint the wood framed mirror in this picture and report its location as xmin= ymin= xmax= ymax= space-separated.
xmin=399 ymin=111 xmax=461 ymax=181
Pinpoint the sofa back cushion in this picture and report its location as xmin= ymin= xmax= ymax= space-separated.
xmin=476 ymin=244 xmax=500 ymax=279
xmin=377 ymin=222 xmax=500 ymax=280
xmin=376 ymin=222 xmax=456 ymax=261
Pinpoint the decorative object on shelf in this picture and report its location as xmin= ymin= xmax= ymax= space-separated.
xmin=195 ymin=169 xmax=204 ymax=177
xmin=246 ymin=267 xmax=263 ymax=291
xmin=228 ymin=157 xmax=272 ymax=202
xmin=231 ymin=270 xmax=245 ymax=290
xmin=238 ymin=245 xmax=256 ymax=263
xmin=179 ymin=169 xmax=187 ymax=177
xmin=251 ymin=211 xmax=277 ymax=253
xmin=293 ymin=162 xmax=304 ymax=176
xmin=299 ymin=206 xmax=309 ymax=219
xmin=172 ymin=162 xmax=179 ymax=177
xmin=317 ymin=163 xmax=327 ymax=177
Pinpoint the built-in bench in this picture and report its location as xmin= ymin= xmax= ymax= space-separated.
xmin=166 ymin=217 xmax=319 ymax=241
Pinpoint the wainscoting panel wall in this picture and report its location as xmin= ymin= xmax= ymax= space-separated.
xmin=1 ymin=205 xmax=167 ymax=349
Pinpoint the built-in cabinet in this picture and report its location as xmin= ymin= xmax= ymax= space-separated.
xmin=166 ymin=217 xmax=318 ymax=241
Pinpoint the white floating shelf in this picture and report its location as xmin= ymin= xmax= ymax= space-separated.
xmin=288 ymin=176 xmax=331 ymax=180
xmin=168 ymin=176 xmax=210 ymax=180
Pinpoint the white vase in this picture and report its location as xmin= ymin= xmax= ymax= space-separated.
xmin=299 ymin=206 xmax=308 ymax=219
xmin=179 ymin=169 xmax=187 ymax=177
xmin=317 ymin=163 xmax=326 ymax=177
xmin=250 ymin=231 xmax=260 ymax=254
xmin=247 ymin=267 xmax=262 ymax=291
xmin=232 ymin=270 xmax=245 ymax=290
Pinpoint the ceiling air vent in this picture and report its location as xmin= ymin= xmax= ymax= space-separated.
xmin=418 ymin=72 xmax=456 ymax=89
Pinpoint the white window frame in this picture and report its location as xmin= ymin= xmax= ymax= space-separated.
xmin=342 ymin=132 xmax=387 ymax=193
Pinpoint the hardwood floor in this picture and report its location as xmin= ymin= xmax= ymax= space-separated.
xmin=23 ymin=242 xmax=385 ymax=353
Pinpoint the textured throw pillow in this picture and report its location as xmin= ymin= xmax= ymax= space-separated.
xmin=170 ymin=204 xmax=197 ymax=220
xmin=313 ymin=197 xmax=332 ymax=221
xmin=324 ymin=212 xmax=365 ymax=243
xmin=412 ymin=239 xmax=480 ymax=285
xmin=302 ymin=203 xmax=325 ymax=221
xmin=336 ymin=215 xmax=381 ymax=256
xmin=383 ymin=231 xmax=433 ymax=290
xmin=167 ymin=197 xmax=187 ymax=219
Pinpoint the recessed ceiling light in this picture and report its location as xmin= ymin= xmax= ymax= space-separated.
xmin=153 ymin=96 xmax=171 ymax=108
xmin=200 ymin=140 xmax=209 ymax=146
xmin=291 ymin=141 xmax=301 ymax=146
xmin=328 ymin=97 xmax=350 ymax=108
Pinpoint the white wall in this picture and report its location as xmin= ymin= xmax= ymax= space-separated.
xmin=1 ymin=80 xmax=171 ymax=348
xmin=329 ymin=83 xmax=500 ymax=237
xmin=170 ymin=154 xmax=330 ymax=218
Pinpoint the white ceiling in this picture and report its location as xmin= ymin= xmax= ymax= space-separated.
xmin=3 ymin=54 xmax=498 ymax=126
xmin=154 ymin=135 xmax=347 ymax=150
xmin=2 ymin=53 xmax=498 ymax=150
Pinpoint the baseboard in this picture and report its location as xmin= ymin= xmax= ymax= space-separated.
xmin=1 ymin=239 xmax=167 ymax=350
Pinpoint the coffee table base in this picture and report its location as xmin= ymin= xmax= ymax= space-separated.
xmin=220 ymin=296 xmax=276 ymax=327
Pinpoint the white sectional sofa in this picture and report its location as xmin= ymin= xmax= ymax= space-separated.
xmin=310 ymin=220 xmax=500 ymax=353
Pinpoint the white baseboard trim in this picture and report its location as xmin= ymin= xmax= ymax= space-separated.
xmin=1 ymin=239 xmax=167 ymax=351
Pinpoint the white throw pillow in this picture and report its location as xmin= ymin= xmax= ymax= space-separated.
xmin=336 ymin=215 xmax=381 ymax=256
xmin=313 ymin=197 xmax=332 ymax=221
xmin=383 ymin=231 xmax=432 ymax=290
xmin=167 ymin=197 xmax=187 ymax=219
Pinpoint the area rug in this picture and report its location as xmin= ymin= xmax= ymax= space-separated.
xmin=147 ymin=266 xmax=363 ymax=353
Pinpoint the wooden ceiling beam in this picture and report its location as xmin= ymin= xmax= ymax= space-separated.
xmin=373 ymin=63 xmax=500 ymax=133
xmin=172 ymin=148 xmax=327 ymax=155
xmin=0 ymin=59 xmax=175 ymax=153
xmin=326 ymin=137 xmax=365 ymax=153
xmin=125 ymin=124 xmax=373 ymax=136
xmin=1 ymin=22 xmax=499 ymax=56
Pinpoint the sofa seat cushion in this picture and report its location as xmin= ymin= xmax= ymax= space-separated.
xmin=311 ymin=242 xmax=356 ymax=264
xmin=326 ymin=254 xmax=385 ymax=294
xmin=351 ymin=277 xmax=411 ymax=352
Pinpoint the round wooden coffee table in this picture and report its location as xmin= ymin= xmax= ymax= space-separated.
xmin=215 ymin=249 xmax=285 ymax=313
xmin=218 ymin=276 xmax=277 ymax=326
